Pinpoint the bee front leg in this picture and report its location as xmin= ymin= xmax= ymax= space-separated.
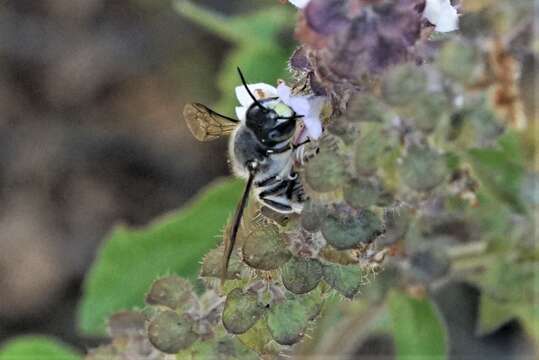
xmin=293 ymin=140 xmax=319 ymax=166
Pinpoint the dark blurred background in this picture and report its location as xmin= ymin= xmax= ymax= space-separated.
xmin=0 ymin=0 xmax=269 ymax=350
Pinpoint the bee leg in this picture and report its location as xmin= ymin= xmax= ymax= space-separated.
xmin=294 ymin=142 xmax=319 ymax=166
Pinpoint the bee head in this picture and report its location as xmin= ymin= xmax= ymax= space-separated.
xmin=237 ymin=67 xmax=301 ymax=146
xmin=245 ymin=101 xmax=297 ymax=145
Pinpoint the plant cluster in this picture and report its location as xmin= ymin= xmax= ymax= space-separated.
xmin=1 ymin=0 xmax=534 ymax=359
xmin=86 ymin=0 xmax=536 ymax=358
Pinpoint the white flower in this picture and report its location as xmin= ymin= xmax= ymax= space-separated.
xmin=277 ymin=83 xmax=324 ymax=141
xmin=234 ymin=82 xmax=324 ymax=140
xmin=288 ymin=0 xmax=310 ymax=8
xmin=424 ymin=0 xmax=459 ymax=32
xmin=234 ymin=83 xmax=278 ymax=120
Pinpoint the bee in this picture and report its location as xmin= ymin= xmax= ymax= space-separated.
xmin=183 ymin=68 xmax=309 ymax=282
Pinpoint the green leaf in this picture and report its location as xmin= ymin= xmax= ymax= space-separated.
xmin=174 ymin=1 xmax=294 ymax=45
xmin=174 ymin=1 xmax=294 ymax=113
xmin=215 ymin=46 xmax=290 ymax=113
xmin=78 ymin=178 xmax=243 ymax=335
xmin=388 ymin=291 xmax=448 ymax=360
xmin=0 ymin=336 xmax=80 ymax=360
xmin=467 ymin=133 xmax=525 ymax=212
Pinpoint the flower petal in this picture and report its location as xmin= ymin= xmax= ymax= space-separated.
xmin=276 ymin=83 xmax=292 ymax=104
xmin=434 ymin=2 xmax=458 ymax=32
xmin=235 ymin=83 xmax=278 ymax=107
xmin=288 ymin=97 xmax=311 ymax=116
xmin=235 ymin=106 xmax=247 ymax=121
xmin=303 ymin=116 xmax=323 ymax=140
xmin=424 ymin=0 xmax=459 ymax=33
xmin=289 ymin=0 xmax=310 ymax=8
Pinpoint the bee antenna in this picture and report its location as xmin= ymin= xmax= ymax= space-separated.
xmin=237 ymin=67 xmax=265 ymax=110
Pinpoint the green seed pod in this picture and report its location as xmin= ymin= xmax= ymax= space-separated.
xmin=266 ymin=293 xmax=322 ymax=345
xmin=304 ymin=148 xmax=346 ymax=193
xmin=382 ymin=64 xmax=427 ymax=107
xmin=381 ymin=206 xmax=412 ymax=246
xmin=322 ymin=262 xmax=363 ymax=299
xmin=345 ymin=94 xmax=392 ymax=123
xmin=343 ymin=177 xmax=381 ymax=208
xmin=242 ymin=224 xmax=291 ymax=270
xmin=354 ymin=122 xmax=388 ymax=176
xmin=321 ymin=204 xmax=384 ymax=250
xmin=403 ymin=93 xmax=449 ymax=133
xmin=222 ymin=288 xmax=265 ymax=335
xmin=398 ymin=145 xmax=448 ymax=192
xmin=437 ymin=40 xmax=480 ymax=84
xmin=145 ymin=276 xmax=195 ymax=311
xmin=327 ymin=119 xmax=359 ymax=145
xmin=300 ymin=200 xmax=326 ymax=232
xmin=438 ymin=105 xmax=502 ymax=150
xmin=409 ymin=248 xmax=450 ymax=282
xmin=147 ymin=310 xmax=198 ymax=354
xmin=237 ymin=319 xmax=280 ymax=356
xmin=281 ymin=257 xmax=323 ymax=294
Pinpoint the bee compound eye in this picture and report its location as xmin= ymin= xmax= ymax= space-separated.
xmin=268 ymin=130 xmax=280 ymax=140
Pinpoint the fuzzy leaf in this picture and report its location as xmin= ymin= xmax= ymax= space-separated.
xmin=0 ymin=336 xmax=80 ymax=360
xmin=388 ymin=291 xmax=447 ymax=360
xmin=78 ymin=178 xmax=243 ymax=335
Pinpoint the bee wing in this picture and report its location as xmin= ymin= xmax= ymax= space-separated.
xmin=183 ymin=103 xmax=239 ymax=142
